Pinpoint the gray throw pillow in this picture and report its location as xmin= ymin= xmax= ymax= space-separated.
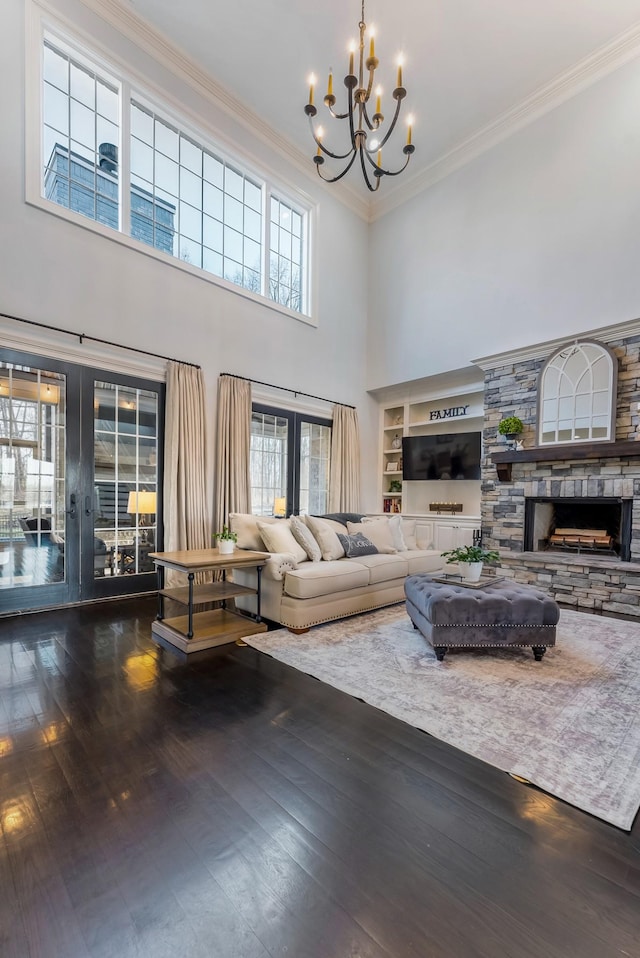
xmin=337 ymin=532 xmax=378 ymax=558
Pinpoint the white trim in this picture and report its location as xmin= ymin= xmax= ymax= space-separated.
xmin=473 ymin=317 xmax=640 ymax=371
xmin=372 ymin=20 xmax=640 ymax=221
xmin=0 ymin=316 xmax=168 ymax=380
xmin=251 ymin=382 xmax=335 ymax=420
xmin=25 ymin=1 xmax=318 ymax=328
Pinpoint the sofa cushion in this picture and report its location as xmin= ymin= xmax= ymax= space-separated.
xmin=337 ymin=531 xmax=379 ymax=558
xmin=399 ymin=549 xmax=445 ymax=575
xmin=257 ymin=520 xmax=307 ymax=564
xmin=305 ymin=515 xmax=346 ymax=561
xmin=348 ymin=519 xmax=397 ymax=554
xmin=289 ymin=515 xmax=322 ymax=562
xmin=349 ymin=552 xmax=409 ymax=584
xmin=229 ymin=513 xmax=278 ymax=551
xmin=283 ymin=559 xmax=369 ymax=599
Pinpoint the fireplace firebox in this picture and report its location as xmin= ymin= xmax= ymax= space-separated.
xmin=523 ymin=497 xmax=632 ymax=561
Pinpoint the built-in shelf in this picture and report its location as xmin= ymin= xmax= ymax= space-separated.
xmin=492 ymin=440 xmax=640 ymax=482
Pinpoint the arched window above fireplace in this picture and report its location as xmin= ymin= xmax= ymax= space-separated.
xmin=538 ymin=340 xmax=617 ymax=445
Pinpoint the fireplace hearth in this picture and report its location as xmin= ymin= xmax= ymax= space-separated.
xmin=523 ymin=497 xmax=632 ymax=561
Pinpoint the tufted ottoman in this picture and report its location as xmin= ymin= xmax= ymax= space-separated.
xmin=404 ymin=575 xmax=559 ymax=662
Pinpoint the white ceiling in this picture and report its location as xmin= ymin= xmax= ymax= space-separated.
xmin=124 ymin=0 xmax=640 ymax=207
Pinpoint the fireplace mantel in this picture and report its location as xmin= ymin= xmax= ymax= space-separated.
xmin=491 ymin=440 xmax=640 ymax=482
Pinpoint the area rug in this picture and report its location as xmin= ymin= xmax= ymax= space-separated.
xmin=243 ymin=605 xmax=640 ymax=830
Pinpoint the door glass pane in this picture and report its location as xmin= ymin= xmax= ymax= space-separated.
xmin=93 ymin=381 xmax=158 ymax=577
xmin=0 ymin=363 xmax=65 ymax=590
xmin=299 ymin=421 xmax=331 ymax=515
xmin=250 ymin=411 xmax=288 ymax=516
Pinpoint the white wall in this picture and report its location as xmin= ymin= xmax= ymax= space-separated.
xmin=367 ymin=54 xmax=640 ymax=389
xmin=0 ymin=0 xmax=379 ymax=510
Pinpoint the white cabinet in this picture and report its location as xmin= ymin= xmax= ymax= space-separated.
xmin=434 ymin=519 xmax=478 ymax=551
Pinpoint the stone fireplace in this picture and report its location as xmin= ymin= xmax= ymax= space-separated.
xmin=477 ymin=325 xmax=640 ymax=615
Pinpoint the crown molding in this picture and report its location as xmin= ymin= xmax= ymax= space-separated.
xmin=68 ymin=0 xmax=369 ymax=220
xmin=371 ymin=20 xmax=640 ymax=222
xmin=52 ymin=2 xmax=640 ymax=224
xmin=472 ymin=317 xmax=640 ymax=372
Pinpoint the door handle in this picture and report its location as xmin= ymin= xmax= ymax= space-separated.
xmin=85 ymin=495 xmax=93 ymax=517
xmin=66 ymin=493 xmax=77 ymax=519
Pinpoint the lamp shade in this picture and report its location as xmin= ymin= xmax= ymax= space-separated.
xmin=127 ymin=490 xmax=157 ymax=515
xmin=273 ymin=497 xmax=286 ymax=517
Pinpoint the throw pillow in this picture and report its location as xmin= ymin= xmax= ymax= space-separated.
xmin=289 ymin=515 xmax=322 ymax=562
xmin=256 ymin=520 xmax=307 ymax=564
xmin=304 ymin=515 xmax=346 ymax=561
xmin=337 ymin=532 xmax=379 ymax=558
xmin=401 ymin=518 xmax=418 ymax=550
xmin=347 ymin=519 xmax=397 ymax=554
xmin=229 ymin=513 xmax=279 ymax=551
xmin=362 ymin=514 xmax=407 ymax=551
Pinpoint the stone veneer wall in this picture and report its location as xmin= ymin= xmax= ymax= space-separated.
xmin=481 ymin=333 xmax=640 ymax=615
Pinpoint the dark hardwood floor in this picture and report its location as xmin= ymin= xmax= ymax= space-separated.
xmin=0 ymin=598 xmax=638 ymax=958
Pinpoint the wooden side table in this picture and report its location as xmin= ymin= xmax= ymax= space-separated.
xmin=149 ymin=548 xmax=269 ymax=653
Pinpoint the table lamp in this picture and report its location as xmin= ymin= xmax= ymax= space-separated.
xmin=127 ymin=490 xmax=157 ymax=541
xmin=273 ymin=497 xmax=286 ymax=517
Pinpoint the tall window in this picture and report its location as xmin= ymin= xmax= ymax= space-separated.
xmin=250 ymin=405 xmax=331 ymax=517
xmin=38 ymin=34 xmax=310 ymax=318
xmin=539 ymin=341 xmax=616 ymax=445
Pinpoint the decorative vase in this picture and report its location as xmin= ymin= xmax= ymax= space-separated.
xmin=465 ymin=561 xmax=483 ymax=582
xmin=391 ymin=433 xmax=402 ymax=449
xmin=457 ymin=561 xmax=469 ymax=579
xmin=217 ymin=539 xmax=235 ymax=554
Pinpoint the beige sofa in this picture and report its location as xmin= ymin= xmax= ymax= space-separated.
xmin=229 ymin=513 xmax=445 ymax=632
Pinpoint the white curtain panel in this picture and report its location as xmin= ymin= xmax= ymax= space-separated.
xmin=163 ymin=361 xmax=211 ymax=558
xmin=214 ymin=375 xmax=252 ymax=532
xmin=329 ymin=404 xmax=361 ymax=512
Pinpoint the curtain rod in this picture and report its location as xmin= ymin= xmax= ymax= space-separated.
xmin=0 ymin=311 xmax=201 ymax=369
xmin=221 ymin=372 xmax=355 ymax=409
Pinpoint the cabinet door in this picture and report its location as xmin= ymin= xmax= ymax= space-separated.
xmin=434 ymin=522 xmax=458 ymax=551
xmin=456 ymin=524 xmax=476 ymax=548
xmin=414 ymin=519 xmax=435 ymax=549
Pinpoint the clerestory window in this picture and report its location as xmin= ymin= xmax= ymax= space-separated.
xmin=36 ymin=31 xmax=311 ymax=320
xmin=538 ymin=340 xmax=617 ymax=445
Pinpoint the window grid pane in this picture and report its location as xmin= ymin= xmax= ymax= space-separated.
xmin=43 ymin=41 xmax=119 ymax=230
xmin=250 ymin=413 xmax=288 ymax=517
xmin=269 ymin=196 xmax=303 ymax=313
xmin=130 ymin=101 xmax=264 ymax=292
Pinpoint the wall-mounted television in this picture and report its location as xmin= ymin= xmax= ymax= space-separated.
xmin=402 ymin=432 xmax=481 ymax=480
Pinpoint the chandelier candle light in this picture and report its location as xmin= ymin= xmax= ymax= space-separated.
xmin=305 ymin=0 xmax=415 ymax=191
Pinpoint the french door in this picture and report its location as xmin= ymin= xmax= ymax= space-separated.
xmin=0 ymin=348 xmax=164 ymax=615
xmin=250 ymin=403 xmax=331 ymax=517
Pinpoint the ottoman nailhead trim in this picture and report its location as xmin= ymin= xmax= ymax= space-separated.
xmin=431 ymin=623 xmax=556 ymax=629
xmin=431 ymin=643 xmax=553 ymax=649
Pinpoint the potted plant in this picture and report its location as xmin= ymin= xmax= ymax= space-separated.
xmin=389 ymin=479 xmax=402 ymax=493
xmin=441 ymin=544 xmax=500 ymax=582
xmin=214 ymin=525 xmax=238 ymax=554
xmin=497 ymin=416 xmax=524 ymax=445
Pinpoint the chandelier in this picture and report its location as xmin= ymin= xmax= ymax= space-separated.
xmin=304 ymin=0 xmax=415 ymax=192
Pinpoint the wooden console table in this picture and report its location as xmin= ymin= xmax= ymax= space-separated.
xmin=149 ymin=548 xmax=268 ymax=653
